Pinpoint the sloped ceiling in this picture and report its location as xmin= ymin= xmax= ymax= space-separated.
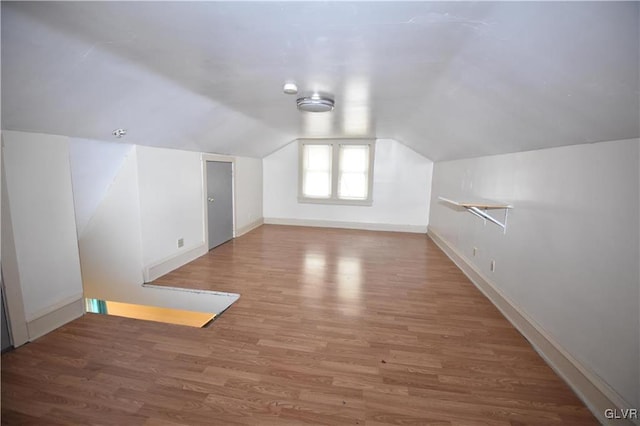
xmin=2 ymin=2 xmax=638 ymax=161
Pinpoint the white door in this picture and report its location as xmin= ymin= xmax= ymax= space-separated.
xmin=206 ymin=161 xmax=233 ymax=250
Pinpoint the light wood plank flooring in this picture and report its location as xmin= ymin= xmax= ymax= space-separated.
xmin=1 ymin=225 xmax=597 ymax=425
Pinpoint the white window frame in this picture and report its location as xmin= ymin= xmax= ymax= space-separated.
xmin=298 ymin=139 xmax=375 ymax=206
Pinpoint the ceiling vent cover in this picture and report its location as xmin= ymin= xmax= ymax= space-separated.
xmin=297 ymin=95 xmax=335 ymax=112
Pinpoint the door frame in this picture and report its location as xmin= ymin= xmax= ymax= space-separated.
xmin=201 ymin=154 xmax=236 ymax=251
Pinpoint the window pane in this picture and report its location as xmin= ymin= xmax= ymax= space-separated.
xmin=339 ymin=145 xmax=369 ymax=200
xmin=305 ymin=145 xmax=332 ymax=171
xmin=339 ymin=172 xmax=367 ymax=199
xmin=340 ymin=145 xmax=368 ymax=173
xmin=304 ymin=171 xmax=331 ymax=197
xmin=303 ymin=144 xmax=332 ymax=198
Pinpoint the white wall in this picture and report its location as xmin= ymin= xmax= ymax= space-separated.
xmin=1 ymin=134 xmax=30 ymax=345
xmin=69 ymin=138 xmax=133 ymax=236
xmin=79 ymin=148 xmax=144 ymax=302
xmin=73 ymin=143 xmax=265 ymax=282
xmin=263 ymin=138 xmax=433 ymax=231
xmin=137 ymin=146 xmax=204 ymax=266
xmin=1 ymin=131 xmax=84 ymax=322
xmin=429 ymin=138 xmax=640 ymax=409
xmin=234 ymin=156 xmax=263 ymax=235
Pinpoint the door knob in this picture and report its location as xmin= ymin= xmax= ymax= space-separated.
xmin=208 ymin=197 xmax=215 ymax=202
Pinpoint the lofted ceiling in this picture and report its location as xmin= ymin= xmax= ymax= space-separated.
xmin=2 ymin=1 xmax=638 ymax=161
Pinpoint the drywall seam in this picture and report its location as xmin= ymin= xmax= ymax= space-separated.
xmin=236 ymin=218 xmax=263 ymax=237
xmin=264 ymin=217 xmax=427 ymax=233
xmin=26 ymin=297 xmax=83 ymax=341
xmin=143 ymin=242 xmax=207 ymax=283
xmin=428 ymin=227 xmax=637 ymax=426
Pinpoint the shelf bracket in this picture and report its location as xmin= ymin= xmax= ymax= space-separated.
xmin=438 ymin=196 xmax=512 ymax=234
xmin=467 ymin=206 xmax=508 ymax=233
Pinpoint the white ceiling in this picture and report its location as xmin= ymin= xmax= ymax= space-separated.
xmin=2 ymin=2 xmax=638 ymax=160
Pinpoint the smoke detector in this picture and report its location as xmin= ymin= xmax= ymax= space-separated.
xmin=296 ymin=94 xmax=335 ymax=113
xmin=283 ymin=82 xmax=298 ymax=95
xmin=112 ymin=128 xmax=127 ymax=138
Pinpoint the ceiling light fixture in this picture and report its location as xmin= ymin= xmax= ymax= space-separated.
xmin=297 ymin=94 xmax=335 ymax=113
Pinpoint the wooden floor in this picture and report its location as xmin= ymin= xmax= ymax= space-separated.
xmin=1 ymin=225 xmax=597 ymax=425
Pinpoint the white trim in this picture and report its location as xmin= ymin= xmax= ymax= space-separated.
xmin=141 ymin=283 xmax=239 ymax=299
xmin=1 ymin=143 xmax=30 ymax=347
xmin=427 ymin=226 xmax=638 ymax=426
xmin=297 ymin=197 xmax=373 ymax=207
xmin=201 ymin=155 xmax=236 ymax=250
xmin=143 ymin=242 xmax=207 ymax=283
xmin=200 ymin=153 xmax=234 ymax=162
xmin=25 ymin=292 xmax=84 ymax=322
xmin=264 ymin=217 xmax=427 ymax=233
xmin=236 ymin=218 xmax=264 ymax=237
xmin=26 ymin=297 xmax=84 ymax=341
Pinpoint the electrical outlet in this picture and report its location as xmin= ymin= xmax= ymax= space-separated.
xmin=473 ymin=247 xmax=478 ymax=256
xmin=177 ymin=238 xmax=184 ymax=248
xmin=490 ymin=260 xmax=496 ymax=272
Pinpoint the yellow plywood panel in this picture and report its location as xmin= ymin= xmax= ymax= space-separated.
xmin=105 ymin=301 xmax=215 ymax=328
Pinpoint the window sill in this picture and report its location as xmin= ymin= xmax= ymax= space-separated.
xmin=297 ymin=197 xmax=373 ymax=207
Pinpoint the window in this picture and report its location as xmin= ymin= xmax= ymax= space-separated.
xmin=301 ymin=144 xmax=332 ymax=198
xmin=299 ymin=140 xmax=374 ymax=205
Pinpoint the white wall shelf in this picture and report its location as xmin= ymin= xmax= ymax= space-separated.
xmin=438 ymin=196 xmax=513 ymax=233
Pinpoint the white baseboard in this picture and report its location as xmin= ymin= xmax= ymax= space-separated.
xmin=264 ymin=217 xmax=427 ymax=233
xmin=427 ymin=227 xmax=637 ymax=426
xmin=236 ymin=218 xmax=264 ymax=237
xmin=25 ymin=292 xmax=84 ymax=322
xmin=26 ymin=297 xmax=84 ymax=341
xmin=143 ymin=242 xmax=208 ymax=283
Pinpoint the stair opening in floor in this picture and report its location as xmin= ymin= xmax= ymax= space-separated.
xmin=84 ymin=298 xmax=215 ymax=327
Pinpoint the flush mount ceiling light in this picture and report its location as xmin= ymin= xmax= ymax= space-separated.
xmin=296 ymin=94 xmax=335 ymax=113
xmin=112 ymin=128 xmax=127 ymax=138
